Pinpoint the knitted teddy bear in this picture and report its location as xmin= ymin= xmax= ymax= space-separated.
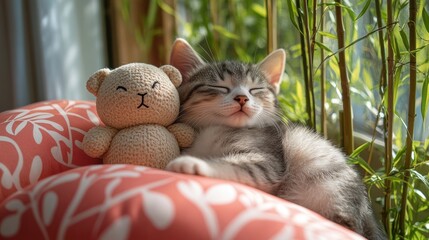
xmin=82 ymin=63 xmax=194 ymax=168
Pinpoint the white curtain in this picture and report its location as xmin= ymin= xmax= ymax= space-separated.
xmin=0 ymin=0 xmax=107 ymax=112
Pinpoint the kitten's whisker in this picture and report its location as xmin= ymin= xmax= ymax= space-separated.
xmin=203 ymin=37 xmax=218 ymax=63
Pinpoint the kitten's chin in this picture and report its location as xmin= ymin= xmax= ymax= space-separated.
xmin=224 ymin=111 xmax=252 ymax=127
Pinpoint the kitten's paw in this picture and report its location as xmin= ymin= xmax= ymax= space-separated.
xmin=166 ymin=156 xmax=212 ymax=177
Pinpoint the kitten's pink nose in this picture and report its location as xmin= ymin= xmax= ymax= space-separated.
xmin=234 ymin=95 xmax=249 ymax=106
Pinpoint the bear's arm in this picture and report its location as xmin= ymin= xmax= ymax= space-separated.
xmin=167 ymin=123 xmax=195 ymax=148
xmin=82 ymin=126 xmax=118 ymax=158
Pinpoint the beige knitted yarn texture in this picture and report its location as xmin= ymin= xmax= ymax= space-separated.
xmin=82 ymin=63 xmax=194 ymax=168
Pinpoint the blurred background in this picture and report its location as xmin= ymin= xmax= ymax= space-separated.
xmin=1 ymin=0 xmax=107 ymax=111
xmin=1 ymin=1 xmax=428 ymax=238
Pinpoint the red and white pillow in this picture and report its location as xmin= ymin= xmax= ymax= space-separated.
xmin=0 ymin=100 xmax=364 ymax=239
xmin=0 ymin=165 xmax=364 ymax=239
xmin=0 ymin=100 xmax=102 ymax=201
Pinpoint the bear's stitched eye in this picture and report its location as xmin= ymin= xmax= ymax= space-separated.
xmin=152 ymin=81 xmax=160 ymax=89
xmin=116 ymin=86 xmax=127 ymax=91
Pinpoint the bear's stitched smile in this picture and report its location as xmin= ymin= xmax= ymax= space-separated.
xmin=137 ymin=93 xmax=149 ymax=108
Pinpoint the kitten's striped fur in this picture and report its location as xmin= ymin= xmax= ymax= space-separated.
xmin=166 ymin=38 xmax=386 ymax=240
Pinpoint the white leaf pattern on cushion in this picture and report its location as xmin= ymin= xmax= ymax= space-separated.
xmin=0 ymin=169 xmax=13 ymax=190
xmin=4 ymin=199 xmax=25 ymax=212
xmin=34 ymin=119 xmax=64 ymax=132
xmin=74 ymin=140 xmax=82 ymax=150
xmin=8 ymin=121 xmax=27 ymax=136
xmin=177 ymin=180 xmax=203 ymax=199
xmin=99 ymin=216 xmax=131 ymax=240
xmin=33 ymin=126 xmax=42 ymax=144
xmin=0 ymin=195 xmax=26 ymax=238
xmin=205 ymin=184 xmax=237 ymax=205
xmin=29 ymin=156 xmax=43 ymax=184
xmin=293 ymin=213 xmax=310 ymax=225
xmin=73 ymin=104 xmax=92 ymax=109
xmin=50 ymin=146 xmax=63 ymax=163
xmin=32 ymin=106 xmax=54 ymax=111
xmin=142 ymin=191 xmax=174 ymax=229
xmin=39 ymin=172 xmax=81 ymax=192
xmin=104 ymin=177 xmax=121 ymax=197
xmin=271 ymin=224 xmax=295 ymax=240
xmin=20 ymin=113 xmax=54 ymax=121
xmin=221 ymin=201 xmax=279 ymax=240
xmin=275 ymin=204 xmax=291 ymax=218
xmin=42 ymin=191 xmax=58 ymax=225
xmin=178 ymin=180 xmax=219 ymax=239
xmin=0 ymin=213 xmax=21 ymax=237
xmin=102 ymin=171 xmax=141 ymax=179
xmin=0 ymin=100 xmax=102 ymax=202
xmin=87 ymin=110 xmax=100 ymax=126
xmin=0 ymin=136 xmax=23 ymax=192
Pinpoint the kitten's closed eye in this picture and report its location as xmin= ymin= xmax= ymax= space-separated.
xmin=249 ymin=87 xmax=265 ymax=95
xmin=207 ymin=85 xmax=230 ymax=94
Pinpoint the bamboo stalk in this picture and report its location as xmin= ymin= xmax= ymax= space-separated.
xmin=266 ymin=0 xmax=277 ymax=53
xmin=374 ymin=1 xmax=391 ymax=233
xmin=334 ymin=0 xmax=353 ymax=155
xmin=296 ymin=0 xmax=313 ymax=129
xmin=210 ymin=0 xmax=219 ymax=54
xmin=367 ymin=104 xmax=384 ymax=168
xmin=375 ymin=0 xmax=389 ymax=173
xmin=320 ymin=0 xmax=327 ymax=137
xmin=302 ymin=0 xmax=316 ymax=129
xmin=399 ymin=0 xmax=417 ymax=237
xmin=161 ymin=0 xmax=176 ymax=64
xmin=384 ymin=0 xmax=394 ymax=237
xmin=375 ymin=0 xmax=387 ymax=95
xmin=310 ymin=0 xmax=317 ymax=57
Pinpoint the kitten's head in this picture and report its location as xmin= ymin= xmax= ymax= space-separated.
xmin=170 ymin=38 xmax=285 ymax=129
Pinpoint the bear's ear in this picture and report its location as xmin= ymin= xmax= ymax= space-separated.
xmin=160 ymin=65 xmax=182 ymax=88
xmin=86 ymin=68 xmax=111 ymax=96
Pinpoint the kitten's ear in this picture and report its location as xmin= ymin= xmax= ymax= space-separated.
xmin=257 ymin=49 xmax=286 ymax=94
xmin=169 ymin=38 xmax=205 ymax=82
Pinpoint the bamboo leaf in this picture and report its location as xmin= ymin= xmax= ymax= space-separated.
xmin=409 ymin=169 xmax=429 ymax=189
xmin=355 ymin=0 xmax=371 ymax=21
xmin=212 ymin=25 xmax=239 ymax=40
xmin=286 ymin=0 xmax=299 ymax=30
xmin=422 ymin=7 xmax=429 ymax=33
xmin=314 ymin=41 xmax=333 ymax=53
xmin=318 ymin=31 xmax=337 ymax=39
xmin=342 ymin=5 xmax=356 ymax=21
xmin=422 ymin=75 xmax=429 ymax=122
xmin=383 ymin=176 xmax=408 ymax=184
xmin=157 ymin=1 xmax=175 ymax=15
xmin=251 ymin=3 xmax=266 ymax=17
xmin=413 ymin=189 xmax=427 ymax=201
xmin=348 ymin=156 xmax=375 ymax=175
xmin=399 ymin=28 xmax=409 ymax=50
xmin=350 ymin=142 xmax=371 ymax=158
xmin=324 ymin=2 xmax=356 ymax=20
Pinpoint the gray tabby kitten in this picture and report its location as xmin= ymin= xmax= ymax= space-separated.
xmin=166 ymin=38 xmax=386 ymax=240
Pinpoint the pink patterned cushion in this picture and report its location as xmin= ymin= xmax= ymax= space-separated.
xmin=0 ymin=100 xmax=103 ymax=201
xmin=0 ymin=165 xmax=364 ymax=240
